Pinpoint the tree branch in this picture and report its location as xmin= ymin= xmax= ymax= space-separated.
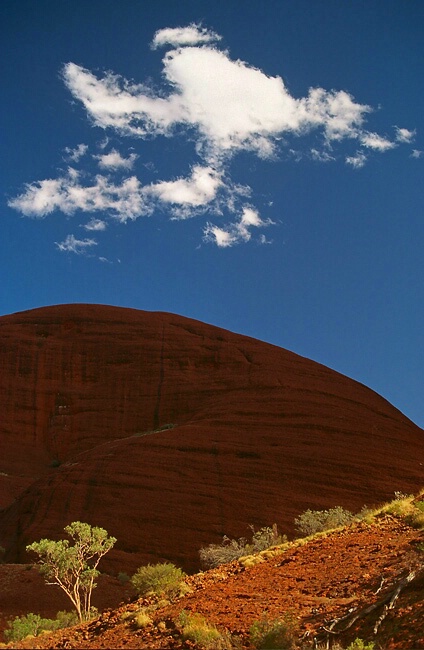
xmin=318 ymin=566 xmax=421 ymax=644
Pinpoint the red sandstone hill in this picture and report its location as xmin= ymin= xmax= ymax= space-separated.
xmin=0 ymin=303 xmax=422 ymax=573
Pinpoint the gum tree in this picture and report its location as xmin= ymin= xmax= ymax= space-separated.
xmin=27 ymin=521 xmax=116 ymax=622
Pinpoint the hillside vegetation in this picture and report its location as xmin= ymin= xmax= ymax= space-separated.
xmin=3 ymin=491 xmax=423 ymax=650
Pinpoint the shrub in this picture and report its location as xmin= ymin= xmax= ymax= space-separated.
xmin=345 ymin=640 xmax=375 ymax=650
xmin=133 ymin=610 xmax=152 ymax=629
xmin=324 ymin=641 xmax=374 ymax=650
xmin=117 ymin=571 xmax=130 ymax=584
xmin=238 ymin=554 xmax=265 ymax=568
xmin=52 ymin=610 xmax=79 ymax=629
xmin=178 ymin=611 xmax=231 ymax=649
xmin=250 ymin=524 xmax=286 ymax=552
xmin=4 ymin=611 xmax=78 ymax=642
xmin=130 ymin=562 xmax=186 ymax=599
xmin=356 ymin=490 xmax=424 ymax=530
xmin=295 ymin=506 xmax=354 ymax=537
xmin=199 ymin=535 xmax=246 ymax=568
xmin=249 ymin=613 xmax=299 ymax=649
xmin=5 ymin=613 xmax=47 ymax=642
xmin=383 ymin=496 xmax=424 ymax=529
xmin=199 ymin=524 xmax=285 ymax=569
xmin=356 ymin=505 xmax=376 ymax=524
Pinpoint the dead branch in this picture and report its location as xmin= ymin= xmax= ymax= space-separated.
xmin=317 ymin=567 xmax=420 ymax=645
xmin=374 ymin=576 xmax=385 ymax=594
xmin=373 ymin=569 xmax=416 ymax=634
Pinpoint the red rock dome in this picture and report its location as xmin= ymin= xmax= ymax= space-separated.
xmin=0 ymin=304 xmax=422 ymax=572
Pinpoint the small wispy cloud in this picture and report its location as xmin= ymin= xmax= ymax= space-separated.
xmin=359 ymin=132 xmax=396 ymax=152
xmin=64 ymin=143 xmax=88 ymax=162
xmin=151 ymin=23 xmax=221 ymax=49
xmin=148 ymin=166 xmax=223 ymax=216
xmin=95 ymin=149 xmax=138 ymax=170
xmin=310 ymin=148 xmax=335 ymax=162
xmin=345 ymin=151 xmax=367 ymax=169
xmin=395 ymin=127 xmax=416 ymax=143
xmin=203 ymin=207 xmax=273 ymax=247
xmin=411 ymin=149 xmax=423 ymax=159
xmin=9 ymin=23 xmax=416 ymax=250
xmin=83 ymin=218 xmax=107 ymax=231
xmin=55 ymin=234 xmax=97 ymax=254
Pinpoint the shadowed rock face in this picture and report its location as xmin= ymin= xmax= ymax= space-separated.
xmin=0 ymin=304 xmax=422 ymax=572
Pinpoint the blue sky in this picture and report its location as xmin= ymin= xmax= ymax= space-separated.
xmin=2 ymin=1 xmax=424 ymax=427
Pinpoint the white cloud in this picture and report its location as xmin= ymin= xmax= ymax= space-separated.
xmin=9 ymin=169 xmax=149 ymax=221
xmin=83 ymin=218 xmax=107 ymax=231
xmin=62 ymin=62 xmax=183 ymax=137
xmin=345 ymin=151 xmax=367 ymax=169
xmin=161 ymin=46 xmax=303 ymax=157
xmin=411 ymin=149 xmax=423 ymax=159
xmin=395 ymin=127 xmax=416 ymax=143
xmin=61 ymin=47 xmax=374 ymax=162
xmin=151 ymin=23 xmax=221 ymax=49
xmin=10 ymin=24 xmax=415 ymax=249
xmin=360 ymin=132 xmax=395 ymax=151
xmin=148 ymin=165 xmax=222 ymax=212
xmin=64 ymin=143 xmax=88 ymax=162
xmin=259 ymin=234 xmax=273 ymax=245
xmin=203 ymin=224 xmax=236 ymax=248
xmin=56 ymin=234 xmax=97 ymax=254
xmin=9 ymin=177 xmax=67 ymax=217
xmin=95 ymin=149 xmax=138 ymax=170
xmin=203 ymin=207 xmax=272 ymax=247
xmin=310 ymin=148 xmax=335 ymax=162
xmin=301 ymin=88 xmax=370 ymax=142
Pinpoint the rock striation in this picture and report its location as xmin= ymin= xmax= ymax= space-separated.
xmin=0 ymin=304 xmax=422 ymax=572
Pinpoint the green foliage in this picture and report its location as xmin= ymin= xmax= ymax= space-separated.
xmin=355 ymin=490 xmax=424 ymax=529
xmin=133 ymin=610 xmax=153 ymax=629
xmin=345 ymin=640 xmax=375 ymax=650
xmin=178 ymin=611 xmax=232 ymax=649
xmin=294 ymin=506 xmax=354 ymax=537
xmin=26 ymin=521 xmax=116 ymax=622
xmin=250 ymin=524 xmax=286 ymax=552
xmin=356 ymin=505 xmax=376 ymax=524
xmin=52 ymin=610 xmax=79 ymax=629
xmin=130 ymin=562 xmax=186 ymax=599
xmin=322 ymin=641 xmax=375 ymax=650
xmin=117 ymin=571 xmax=130 ymax=584
xmin=249 ymin=613 xmax=299 ymax=649
xmin=382 ymin=496 xmax=424 ymax=529
xmin=4 ymin=611 xmax=78 ymax=642
xmin=199 ymin=524 xmax=286 ymax=569
xmin=5 ymin=613 xmax=47 ymax=642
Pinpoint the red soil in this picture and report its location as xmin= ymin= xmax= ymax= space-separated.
xmin=6 ymin=514 xmax=424 ymax=649
xmin=0 ymin=304 xmax=423 ymax=576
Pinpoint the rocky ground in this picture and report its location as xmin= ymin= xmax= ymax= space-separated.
xmin=2 ymin=513 xmax=423 ymax=649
